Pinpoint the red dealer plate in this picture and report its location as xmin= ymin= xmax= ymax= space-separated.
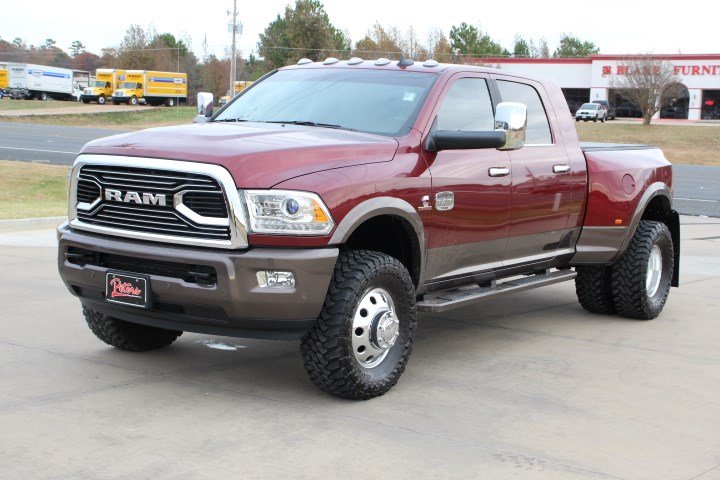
xmin=105 ymin=271 xmax=150 ymax=309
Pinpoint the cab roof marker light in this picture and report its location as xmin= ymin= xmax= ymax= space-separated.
xmin=347 ymin=57 xmax=364 ymax=65
xmin=323 ymin=57 xmax=340 ymax=65
xmin=375 ymin=58 xmax=391 ymax=66
xmin=423 ymin=59 xmax=439 ymax=67
xmin=297 ymin=58 xmax=313 ymax=65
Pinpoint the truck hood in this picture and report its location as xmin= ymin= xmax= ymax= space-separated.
xmin=80 ymin=122 xmax=400 ymax=188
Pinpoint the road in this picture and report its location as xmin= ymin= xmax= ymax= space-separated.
xmin=1 ymin=122 xmax=718 ymax=217
xmin=672 ymin=164 xmax=720 ymax=217
xmin=0 ymin=122 xmax=126 ymax=164
xmin=1 ymin=216 xmax=720 ymax=479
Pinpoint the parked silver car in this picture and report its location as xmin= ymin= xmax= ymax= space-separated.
xmin=575 ymin=103 xmax=606 ymax=122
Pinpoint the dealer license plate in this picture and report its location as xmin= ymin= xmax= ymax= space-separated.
xmin=105 ymin=271 xmax=150 ymax=308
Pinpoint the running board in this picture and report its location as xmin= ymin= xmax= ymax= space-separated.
xmin=417 ymin=270 xmax=577 ymax=313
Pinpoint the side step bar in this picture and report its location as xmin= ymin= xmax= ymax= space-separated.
xmin=417 ymin=270 xmax=577 ymax=313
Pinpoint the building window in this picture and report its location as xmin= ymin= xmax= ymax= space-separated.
xmin=702 ymin=90 xmax=720 ymax=120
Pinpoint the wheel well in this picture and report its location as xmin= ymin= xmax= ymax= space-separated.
xmin=344 ymin=215 xmax=421 ymax=288
xmin=641 ymin=195 xmax=680 ymax=287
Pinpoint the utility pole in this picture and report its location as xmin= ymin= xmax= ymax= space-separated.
xmin=229 ymin=0 xmax=238 ymax=97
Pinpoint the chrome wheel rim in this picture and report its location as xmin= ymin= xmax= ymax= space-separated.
xmin=351 ymin=288 xmax=399 ymax=369
xmin=646 ymin=245 xmax=663 ymax=297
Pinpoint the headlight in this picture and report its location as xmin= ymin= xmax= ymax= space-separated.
xmin=242 ymin=189 xmax=334 ymax=235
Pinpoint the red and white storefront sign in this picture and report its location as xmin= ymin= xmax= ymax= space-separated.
xmin=477 ymin=54 xmax=720 ymax=120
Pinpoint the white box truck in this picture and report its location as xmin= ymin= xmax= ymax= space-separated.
xmin=8 ymin=63 xmax=88 ymax=101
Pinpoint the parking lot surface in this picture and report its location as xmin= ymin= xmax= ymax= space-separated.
xmin=1 ymin=216 xmax=719 ymax=479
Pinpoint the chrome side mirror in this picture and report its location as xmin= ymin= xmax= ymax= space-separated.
xmin=193 ymin=92 xmax=214 ymax=123
xmin=495 ymin=102 xmax=527 ymax=150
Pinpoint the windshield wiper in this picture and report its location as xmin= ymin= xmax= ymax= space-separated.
xmin=264 ymin=120 xmax=343 ymax=129
xmin=213 ymin=118 xmax=251 ymax=123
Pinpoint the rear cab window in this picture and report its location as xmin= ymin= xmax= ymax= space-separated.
xmin=496 ymin=80 xmax=553 ymax=145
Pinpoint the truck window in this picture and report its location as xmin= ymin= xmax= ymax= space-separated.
xmin=496 ymin=80 xmax=552 ymax=145
xmin=436 ymin=78 xmax=494 ymax=131
xmin=214 ymin=69 xmax=437 ymax=137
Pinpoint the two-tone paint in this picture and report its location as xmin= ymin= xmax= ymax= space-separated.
xmin=63 ymin=60 xmax=677 ymax=336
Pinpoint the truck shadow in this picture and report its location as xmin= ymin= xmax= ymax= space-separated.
xmin=104 ymin=286 xmax=633 ymax=400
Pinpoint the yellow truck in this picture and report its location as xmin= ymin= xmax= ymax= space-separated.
xmin=0 ymin=63 xmax=8 ymax=97
xmin=218 ymin=80 xmax=254 ymax=106
xmin=112 ymin=70 xmax=187 ymax=106
xmin=81 ymin=69 xmax=125 ymax=104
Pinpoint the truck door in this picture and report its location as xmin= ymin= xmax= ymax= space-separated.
xmin=492 ymin=76 xmax=574 ymax=264
xmin=421 ymin=74 xmax=512 ymax=285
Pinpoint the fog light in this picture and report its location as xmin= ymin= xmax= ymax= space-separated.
xmin=256 ymin=271 xmax=295 ymax=288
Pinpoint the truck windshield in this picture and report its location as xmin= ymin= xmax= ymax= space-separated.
xmin=90 ymin=81 xmax=106 ymax=88
xmin=122 ymin=82 xmax=139 ymax=89
xmin=214 ymin=68 xmax=437 ymax=136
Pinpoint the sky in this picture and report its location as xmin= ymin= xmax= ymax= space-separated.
xmin=0 ymin=0 xmax=715 ymax=60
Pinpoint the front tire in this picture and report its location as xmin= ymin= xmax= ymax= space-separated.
xmin=83 ymin=306 xmax=182 ymax=351
xmin=301 ymin=250 xmax=417 ymax=400
xmin=611 ymin=220 xmax=674 ymax=319
xmin=130 ymin=96 xmax=138 ymax=106
xmin=98 ymin=95 xmax=106 ymax=105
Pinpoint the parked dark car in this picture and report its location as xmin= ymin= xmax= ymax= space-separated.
xmin=593 ymin=100 xmax=616 ymax=120
xmin=616 ymin=101 xmax=642 ymax=118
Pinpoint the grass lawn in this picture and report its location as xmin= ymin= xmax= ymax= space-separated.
xmin=0 ymin=106 xmax=196 ymax=130
xmin=0 ymin=98 xmax=80 ymax=111
xmin=0 ymin=161 xmax=70 ymax=220
xmin=575 ymin=122 xmax=720 ymax=166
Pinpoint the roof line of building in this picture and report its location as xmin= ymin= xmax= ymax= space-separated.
xmin=473 ymin=54 xmax=720 ymax=64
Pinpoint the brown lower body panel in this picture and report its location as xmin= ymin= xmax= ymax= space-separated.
xmin=57 ymin=223 xmax=338 ymax=340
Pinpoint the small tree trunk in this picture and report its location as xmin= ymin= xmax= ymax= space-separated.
xmin=643 ymin=112 xmax=653 ymax=125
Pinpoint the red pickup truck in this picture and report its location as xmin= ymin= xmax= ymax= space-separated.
xmin=58 ymin=58 xmax=679 ymax=399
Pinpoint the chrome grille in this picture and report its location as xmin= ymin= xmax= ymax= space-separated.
xmin=75 ymin=165 xmax=231 ymax=242
xmin=76 ymin=178 xmax=101 ymax=203
xmin=182 ymin=191 xmax=228 ymax=218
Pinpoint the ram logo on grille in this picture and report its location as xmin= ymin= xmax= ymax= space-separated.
xmin=104 ymin=188 xmax=167 ymax=206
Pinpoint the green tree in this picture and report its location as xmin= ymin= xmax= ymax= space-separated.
xmin=513 ymin=35 xmax=530 ymax=57
xmin=449 ymin=22 xmax=508 ymax=57
xmin=43 ymin=38 xmax=56 ymax=50
xmin=258 ymin=0 xmax=349 ymax=69
xmin=553 ymin=34 xmax=599 ymax=58
xmin=70 ymin=40 xmax=85 ymax=57
xmin=148 ymin=33 xmax=191 ymax=71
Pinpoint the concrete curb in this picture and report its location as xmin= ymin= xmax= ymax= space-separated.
xmin=0 ymin=216 xmax=65 ymax=233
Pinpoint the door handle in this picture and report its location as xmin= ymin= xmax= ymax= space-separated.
xmin=488 ymin=167 xmax=510 ymax=177
xmin=553 ymin=164 xmax=571 ymax=174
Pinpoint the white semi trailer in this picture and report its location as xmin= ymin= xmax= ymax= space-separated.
xmin=7 ymin=63 xmax=88 ymax=101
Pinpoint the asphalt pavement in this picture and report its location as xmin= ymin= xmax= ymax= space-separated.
xmin=1 ymin=216 xmax=720 ymax=479
xmin=0 ymin=122 xmax=125 ymax=164
xmin=672 ymin=164 xmax=720 ymax=217
xmin=0 ymin=122 xmax=718 ymax=217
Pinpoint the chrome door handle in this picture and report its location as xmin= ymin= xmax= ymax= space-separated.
xmin=553 ymin=164 xmax=571 ymax=174
xmin=488 ymin=167 xmax=510 ymax=177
